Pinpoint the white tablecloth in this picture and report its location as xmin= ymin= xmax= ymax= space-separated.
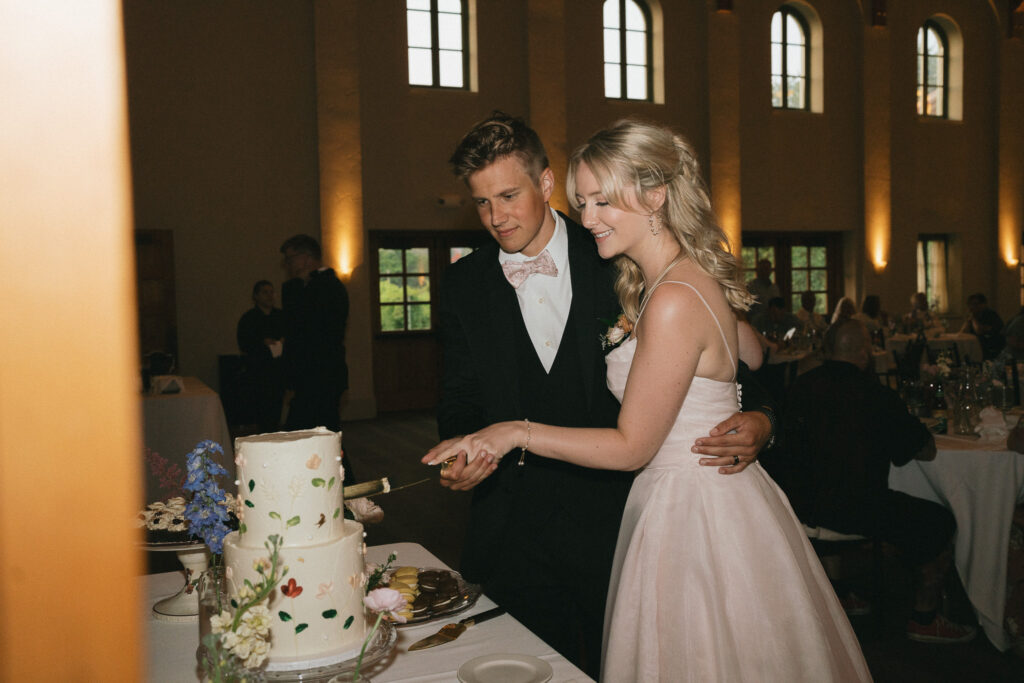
xmin=889 ymin=437 xmax=1024 ymax=649
xmin=886 ymin=333 xmax=984 ymax=366
xmin=144 ymin=542 xmax=592 ymax=682
xmin=142 ymin=376 xmax=233 ymax=502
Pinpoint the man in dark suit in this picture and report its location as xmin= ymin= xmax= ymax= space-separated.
xmin=279 ymin=234 xmax=349 ymax=434
xmin=436 ymin=113 xmax=775 ymax=678
xmin=236 ymin=279 xmax=285 ymax=433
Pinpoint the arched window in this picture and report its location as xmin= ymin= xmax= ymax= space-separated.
xmin=407 ymin=0 xmax=467 ymax=89
xmin=917 ymin=20 xmax=948 ymax=117
xmin=770 ymin=6 xmax=810 ymax=109
xmin=603 ymin=0 xmax=652 ymax=101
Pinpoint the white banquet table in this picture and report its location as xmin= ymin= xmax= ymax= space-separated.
xmin=144 ymin=542 xmax=592 ymax=682
xmin=888 ymin=433 xmax=1024 ymax=649
xmin=142 ymin=376 xmax=233 ymax=501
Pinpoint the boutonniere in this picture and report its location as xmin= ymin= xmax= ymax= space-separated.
xmin=600 ymin=313 xmax=634 ymax=354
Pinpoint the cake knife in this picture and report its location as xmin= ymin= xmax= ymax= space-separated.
xmin=407 ymin=606 xmax=506 ymax=651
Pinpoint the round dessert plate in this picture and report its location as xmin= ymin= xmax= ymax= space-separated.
xmin=262 ymin=619 xmax=397 ymax=682
xmin=386 ymin=567 xmax=481 ymax=627
xmin=457 ymin=654 xmax=554 ymax=683
xmin=140 ymin=539 xmax=203 ymax=551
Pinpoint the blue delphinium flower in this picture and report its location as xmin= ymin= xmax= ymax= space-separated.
xmin=183 ymin=441 xmax=232 ymax=554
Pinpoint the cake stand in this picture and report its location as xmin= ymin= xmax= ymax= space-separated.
xmin=143 ymin=540 xmax=210 ymax=621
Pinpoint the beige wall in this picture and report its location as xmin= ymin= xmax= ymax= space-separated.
xmin=123 ymin=0 xmax=1024 ymax=418
xmin=124 ymin=1 xmax=321 ymax=393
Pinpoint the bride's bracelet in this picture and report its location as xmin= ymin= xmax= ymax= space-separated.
xmin=518 ymin=418 xmax=531 ymax=466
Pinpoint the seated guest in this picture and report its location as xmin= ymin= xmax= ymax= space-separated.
xmin=1006 ymin=420 xmax=1024 ymax=658
xmin=998 ymin=306 xmax=1024 ymax=364
xmin=854 ymin=294 xmax=888 ymax=340
xmin=830 ymin=296 xmax=857 ymax=325
xmin=795 ymin=291 xmax=828 ymax=335
xmin=236 ymin=280 xmax=285 ymax=433
xmin=959 ymin=293 xmax=1004 ymax=360
xmin=774 ymin=318 xmax=975 ymax=643
xmin=751 ymin=296 xmax=801 ymax=342
xmin=903 ymin=291 xmax=943 ymax=334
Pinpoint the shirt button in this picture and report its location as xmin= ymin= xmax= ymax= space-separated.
xmin=545 ymin=340 xmax=552 ymax=347
xmin=538 ymin=297 xmax=544 ymax=304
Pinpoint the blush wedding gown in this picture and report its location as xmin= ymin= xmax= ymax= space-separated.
xmin=601 ymin=281 xmax=872 ymax=682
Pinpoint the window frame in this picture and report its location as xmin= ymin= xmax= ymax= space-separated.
xmin=741 ymin=232 xmax=843 ymax=314
xmin=603 ymin=0 xmax=653 ymax=102
xmin=770 ymin=6 xmax=811 ymax=111
xmin=916 ymin=19 xmax=949 ymax=118
xmin=406 ymin=0 xmax=469 ymax=90
xmin=369 ymin=230 xmax=490 ymax=336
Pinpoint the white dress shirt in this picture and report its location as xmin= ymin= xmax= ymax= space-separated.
xmin=497 ymin=209 xmax=572 ymax=373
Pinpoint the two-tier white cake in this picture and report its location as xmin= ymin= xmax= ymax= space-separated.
xmin=222 ymin=428 xmax=367 ymax=669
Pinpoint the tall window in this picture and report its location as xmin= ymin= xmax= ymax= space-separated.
xmin=603 ymin=0 xmax=651 ymax=100
xmin=917 ymin=236 xmax=949 ymax=312
xmin=770 ymin=7 xmax=809 ymax=110
xmin=407 ymin=0 xmax=466 ymax=88
xmin=917 ymin=20 xmax=948 ymax=117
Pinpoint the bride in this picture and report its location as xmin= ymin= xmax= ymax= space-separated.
xmin=425 ymin=120 xmax=871 ymax=682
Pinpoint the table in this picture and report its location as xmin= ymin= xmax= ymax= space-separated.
xmin=889 ymin=435 xmax=1024 ymax=649
xmin=886 ymin=333 xmax=984 ymax=366
xmin=142 ymin=377 xmax=233 ymax=502
xmin=145 ymin=542 xmax=592 ymax=682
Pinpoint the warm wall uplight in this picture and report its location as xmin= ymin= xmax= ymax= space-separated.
xmin=866 ymin=214 xmax=890 ymax=273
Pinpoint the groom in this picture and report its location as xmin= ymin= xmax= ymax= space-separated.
xmin=436 ymin=112 xmax=773 ymax=678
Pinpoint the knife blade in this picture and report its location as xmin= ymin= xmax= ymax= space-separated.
xmin=407 ymin=606 xmax=506 ymax=651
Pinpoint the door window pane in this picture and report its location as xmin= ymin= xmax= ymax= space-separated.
xmin=406 ymin=275 xmax=431 ymax=302
xmin=379 ymin=276 xmax=403 ymax=303
xmin=408 ymin=304 xmax=432 ymax=330
xmin=381 ymin=305 xmax=404 ymax=332
xmin=379 ymin=248 xmax=403 ymax=274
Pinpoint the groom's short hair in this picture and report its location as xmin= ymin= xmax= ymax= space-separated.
xmin=449 ymin=111 xmax=550 ymax=184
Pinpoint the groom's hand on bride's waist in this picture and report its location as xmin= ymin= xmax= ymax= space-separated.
xmin=691 ymin=410 xmax=772 ymax=475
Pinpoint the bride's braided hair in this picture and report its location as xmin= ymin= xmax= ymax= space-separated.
xmin=567 ymin=119 xmax=752 ymax=324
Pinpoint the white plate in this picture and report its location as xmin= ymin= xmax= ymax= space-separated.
xmin=457 ymin=653 xmax=554 ymax=683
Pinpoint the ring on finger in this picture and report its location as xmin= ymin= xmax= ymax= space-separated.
xmin=732 ymin=455 xmax=740 ymax=466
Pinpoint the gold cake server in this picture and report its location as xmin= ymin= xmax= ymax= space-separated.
xmin=408 ymin=606 xmax=506 ymax=651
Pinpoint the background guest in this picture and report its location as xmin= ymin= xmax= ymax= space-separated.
xmin=830 ymin=296 xmax=857 ymax=325
xmin=959 ymin=293 xmax=1004 ymax=360
xmin=747 ymin=258 xmax=780 ymax=321
xmin=236 ymin=280 xmax=285 ymax=433
xmin=796 ymin=290 xmax=828 ymax=335
xmin=771 ymin=319 xmax=975 ymax=643
xmin=903 ymin=291 xmax=943 ymax=334
xmin=752 ymin=296 xmax=800 ymax=343
xmin=854 ymin=294 xmax=888 ymax=341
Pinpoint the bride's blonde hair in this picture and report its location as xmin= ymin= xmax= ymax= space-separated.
xmin=567 ymin=119 xmax=752 ymax=323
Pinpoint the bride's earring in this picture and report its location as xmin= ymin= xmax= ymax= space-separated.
xmin=649 ymin=213 xmax=662 ymax=237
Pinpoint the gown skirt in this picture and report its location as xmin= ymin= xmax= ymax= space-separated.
xmin=601 ymin=337 xmax=872 ymax=682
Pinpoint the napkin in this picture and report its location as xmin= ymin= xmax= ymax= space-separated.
xmin=974 ymin=406 xmax=1008 ymax=442
xmin=151 ymin=375 xmax=184 ymax=394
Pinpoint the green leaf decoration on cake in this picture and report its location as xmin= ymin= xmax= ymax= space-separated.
xmin=244 ymin=499 xmax=254 ymax=508
xmin=279 ymin=611 xmax=292 ymax=622
xmin=248 ymin=479 xmax=255 ymax=492
xmin=295 ymin=623 xmax=308 ymax=634
xmin=322 ymin=609 xmax=338 ymax=619
xmin=230 ymin=599 xmax=238 ymax=609
xmin=286 ymin=515 xmax=301 ymax=528
xmin=344 ymin=615 xmax=354 ymax=629
xmin=239 ymin=523 xmax=247 ymax=534
xmin=327 ymin=476 xmax=336 ymax=490
xmin=269 ymin=511 xmax=281 ymax=521
xmin=333 ymin=507 xmax=341 ymax=519
xmin=312 ymin=477 xmax=325 ymax=487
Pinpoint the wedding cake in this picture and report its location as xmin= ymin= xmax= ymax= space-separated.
xmin=222 ymin=428 xmax=367 ymax=668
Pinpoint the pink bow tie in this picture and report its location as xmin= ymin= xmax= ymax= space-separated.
xmin=501 ymin=250 xmax=558 ymax=288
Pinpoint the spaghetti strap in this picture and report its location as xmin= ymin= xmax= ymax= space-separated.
xmin=637 ymin=280 xmax=737 ymax=381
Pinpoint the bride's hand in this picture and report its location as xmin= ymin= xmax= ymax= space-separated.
xmin=422 ymin=422 xmax=524 ymax=466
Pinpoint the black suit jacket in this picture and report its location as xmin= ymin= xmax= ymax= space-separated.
xmin=437 ymin=213 xmax=630 ymax=581
xmin=281 ymin=268 xmax=349 ymax=395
